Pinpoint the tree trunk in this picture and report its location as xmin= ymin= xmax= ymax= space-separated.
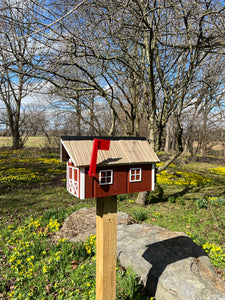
xmin=165 ymin=116 xmax=171 ymax=153
xmin=7 ymin=104 xmax=22 ymax=150
xmin=148 ymin=115 xmax=156 ymax=150
xmin=201 ymin=111 xmax=207 ymax=155
xmin=89 ymin=96 xmax=95 ymax=136
xmin=76 ymin=97 xmax=81 ymax=136
xmin=12 ymin=126 xmax=21 ymax=149
xmin=136 ymin=191 xmax=150 ymax=205
xmin=219 ymin=104 xmax=224 ymax=157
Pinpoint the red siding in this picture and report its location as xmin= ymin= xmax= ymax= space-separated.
xmin=68 ymin=164 xmax=78 ymax=181
xmin=127 ymin=164 xmax=152 ymax=194
xmin=85 ymin=167 xmax=94 ymax=199
xmin=61 ymin=145 xmax=69 ymax=162
xmin=93 ymin=166 xmax=127 ymax=198
xmin=67 ymin=163 xmax=153 ymax=199
xmin=68 ymin=160 xmax=75 ymax=168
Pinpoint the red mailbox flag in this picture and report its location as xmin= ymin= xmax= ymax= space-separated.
xmin=88 ymin=139 xmax=111 ymax=177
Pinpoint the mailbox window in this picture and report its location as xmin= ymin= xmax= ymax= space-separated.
xmin=99 ymin=170 xmax=113 ymax=185
xmin=129 ymin=168 xmax=142 ymax=182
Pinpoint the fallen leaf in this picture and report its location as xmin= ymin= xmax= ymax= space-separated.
xmin=45 ymin=283 xmax=52 ymax=295
xmin=71 ymin=260 xmax=79 ymax=270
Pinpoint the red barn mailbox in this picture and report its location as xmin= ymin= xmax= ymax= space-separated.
xmin=60 ymin=136 xmax=159 ymax=300
xmin=60 ymin=136 xmax=160 ymax=199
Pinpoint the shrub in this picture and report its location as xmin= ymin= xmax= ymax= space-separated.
xmin=118 ymin=194 xmax=127 ymax=201
xmin=195 ymin=198 xmax=208 ymax=209
xmin=168 ymin=196 xmax=176 ymax=203
xmin=209 ymin=197 xmax=225 ymax=207
xmin=133 ymin=209 xmax=148 ymax=222
xmin=178 ymin=198 xmax=185 ymax=206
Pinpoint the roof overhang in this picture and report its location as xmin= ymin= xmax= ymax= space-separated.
xmin=60 ymin=136 xmax=160 ymax=167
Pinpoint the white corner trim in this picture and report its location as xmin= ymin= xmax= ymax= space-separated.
xmin=60 ymin=140 xmax=63 ymax=162
xmin=80 ymin=167 xmax=85 ymax=200
xmin=66 ymin=161 xmax=69 ymax=191
xmin=152 ymin=163 xmax=155 ymax=191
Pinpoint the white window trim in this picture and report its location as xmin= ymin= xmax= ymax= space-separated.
xmin=129 ymin=168 xmax=142 ymax=182
xmin=99 ymin=169 xmax=113 ymax=185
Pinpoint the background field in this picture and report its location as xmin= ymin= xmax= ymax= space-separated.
xmin=0 ymin=139 xmax=224 ymax=299
xmin=0 ymin=136 xmax=56 ymax=149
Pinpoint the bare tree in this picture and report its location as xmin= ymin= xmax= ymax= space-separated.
xmin=1 ymin=0 xmax=224 ymax=148
xmin=26 ymin=0 xmax=224 ymax=202
xmin=1 ymin=0 xmax=224 ymax=203
xmin=0 ymin=0 xmax=47 ymax=149
xmin=182 ymin=55 xmax=225 ymax=155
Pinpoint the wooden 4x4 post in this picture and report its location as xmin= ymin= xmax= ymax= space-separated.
xmin=96 ymin=196 xmax=117 ymax=300
xmin=88 ymin=139 xmax=117 ymax=299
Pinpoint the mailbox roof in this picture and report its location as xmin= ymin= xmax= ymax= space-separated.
xmin=61 ymin=136 xmax=160 ymax=167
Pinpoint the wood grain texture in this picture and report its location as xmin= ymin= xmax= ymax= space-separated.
xmin=96 ymin=196 xmax=117 ymax=300
xmin=61 ymin=138 xmax=159 ymax=167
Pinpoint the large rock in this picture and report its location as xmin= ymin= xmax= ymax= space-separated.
xmin=55 ymin=207 xmax=132 ymax=242
xmin=117 ymin=223 xmax=225 ymax=299
xmin=57 ymin=208 xmax=225 ymax=299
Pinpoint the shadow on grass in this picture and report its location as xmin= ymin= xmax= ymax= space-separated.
xmin=147 ymin=184 xmax=200 ymax=204
xmin=219 ymin=190 xmax=225 ymax=197
xmin=0 ymin=185 xmax=13 ymax=195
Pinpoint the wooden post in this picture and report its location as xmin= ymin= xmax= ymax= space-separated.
xmin=96 ymin=196 xmax=117 ymax=300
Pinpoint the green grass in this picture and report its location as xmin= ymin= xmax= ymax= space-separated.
xmin=0 ymin=136 xmax=57 ymax=149
xmin=0 ymin=137 xmax=12 ymax=148
xmin=118 ymin=155 xmax=225 ymax=279
xmin=0 ymin=149 xmax=149 ymax=300
xmin=0 ymin=148 xmax=224 ymax=299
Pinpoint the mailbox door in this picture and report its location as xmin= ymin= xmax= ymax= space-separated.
xmin=67 ymin=163 xmax=79 ymax=198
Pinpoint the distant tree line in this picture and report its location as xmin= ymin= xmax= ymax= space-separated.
xmin=0 ymin=0 xmax=224 ymax=159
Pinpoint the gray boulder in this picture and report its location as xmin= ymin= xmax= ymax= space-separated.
xmin=55 ymin=207 xmax=132 ymax=242
xmin=117 ymin=223 xmax=225 ymax=299
xmin=56 ymin=208 xmax=225 ymax=299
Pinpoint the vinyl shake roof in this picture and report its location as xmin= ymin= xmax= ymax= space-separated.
xmin=61 ymin=136 xmax=160 ymax=167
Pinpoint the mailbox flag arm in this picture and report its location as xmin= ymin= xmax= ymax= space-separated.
xmin=88 ymin=139 xmax=111 ymax=177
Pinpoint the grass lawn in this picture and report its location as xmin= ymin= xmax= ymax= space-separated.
xmin=0 ymin=147 xmax=224 ymax=299
xmin=0 ymin=136 xmax=57 ymax=149
xmin=0 ymin=149 xmax=148 ymax=300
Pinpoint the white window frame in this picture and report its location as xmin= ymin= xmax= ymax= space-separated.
xmin=99 ymin=169 xmax=113 ymax=185
xmin=129 ymin=168 xmax=142 ymax=182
